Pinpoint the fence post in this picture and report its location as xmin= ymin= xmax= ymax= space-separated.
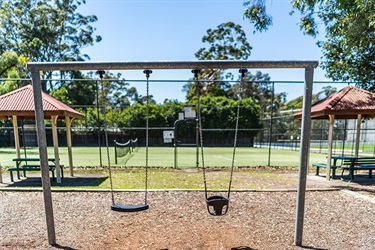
xmin=0 ymin=164 xmax=3 ymax=183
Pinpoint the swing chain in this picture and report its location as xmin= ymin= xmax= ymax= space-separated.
xmin=227 ymin=68 xmax=247 ymax=198
xmin=192 ymin=69 xmax=209 ymax=199
xmin=96 ymin=70 xmax=116 ymax=204
xmin=143 ymin=69 xmax=152 ymax=204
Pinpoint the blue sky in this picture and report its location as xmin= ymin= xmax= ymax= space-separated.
xmin=79 ymin=0 xmax=348 ymax=103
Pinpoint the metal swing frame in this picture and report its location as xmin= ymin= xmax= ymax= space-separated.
xmin=28 ymin=60 xmax=317 ymax=246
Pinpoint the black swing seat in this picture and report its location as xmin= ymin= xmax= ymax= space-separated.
xmin=206 ymin=195 xmax=229 ymax=216
xmin=111 ymin=203 xmax=149 ymax=212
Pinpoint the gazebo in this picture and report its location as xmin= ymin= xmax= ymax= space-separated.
xmin=0 ymin=85 xmax=83 ymax=182
xmin=294 ymin=85 xmax=375 ymax=180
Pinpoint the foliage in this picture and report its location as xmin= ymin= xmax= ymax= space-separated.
xmin=243 ymin=0 xmax=273 ymax=33
xmin=0 ymin=0 xmax=101 ymax=90
xmin=184 ymin=22 xmax=253 ymax=100
xmin=231 ymin=71 xmax=287 ymax=115
xmin=285 ymin=86 xmax=338 ymax=110
xmin=185 ymin=21 xmax=274 ymax=108
xmin=243 ymin=0 xmax=375 ymax=89
xmin=0 ymin=51 xmax=29 ymax=95
xmin=282 ymin=86 xmax=338 ymax=143
xmin=194 ymin=95 xmax=261 ymax=130
xmin=0 ymin=0 xmax=101 ymax=62
xmin=195 ymin=22 xmax=252 ymax=62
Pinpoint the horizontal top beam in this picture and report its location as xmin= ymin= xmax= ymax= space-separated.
xmin=27 ymin=60 xmax=319 ymax=71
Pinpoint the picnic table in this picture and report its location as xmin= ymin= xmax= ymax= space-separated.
xmin=9 ymin=157 xmax=64 ymax=182
xmin=333 ymin=155 xmax=375 ymax=181
xmin=313 ymin=155 xmax=375 ymax=181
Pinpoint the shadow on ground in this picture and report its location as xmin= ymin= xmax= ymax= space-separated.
xmin=332 ymin=174 xmax=375 ymax=194
xmin=3 ymin=174 xmax=107 ymax=187
xmin=303 ymin=172 xmax=375 ymax=195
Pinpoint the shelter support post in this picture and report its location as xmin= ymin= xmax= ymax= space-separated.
xmin=294 ymin=65 xmax=314 ymax=246
xmin=12 ymin=115 xmax=21 ymax=158
xmin=31 ymin=70 xmax=56 ymax=245
xmin=66 ymin=116 xmax=74 ymax=176
xmin=51 ymin=115 xmax=62 ymax=183
xmin=355 ymin=114 xmax=362 ymax=157
xmin=326 ymin=115 xmax=335 ymax=180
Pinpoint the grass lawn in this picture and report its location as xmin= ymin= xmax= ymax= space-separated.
xmin=88 ymin=168 xmax=298 ymax=190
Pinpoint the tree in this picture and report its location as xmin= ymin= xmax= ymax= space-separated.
xmin=284 ymin=85 xmax=338 ymax=111
xmin=243 ymin=0 xmax=375 ymax=90
xmin=0 ymin=51 xmax=29 ymax=95
xmin=183 ymin=22 xmax=253 ymax=100
xmin=0 ymin=0 xmax=101 ymax=90
xmin=49 ymin=70 xmax=96 ymax=106
xmin=243 ymin=0 xmax=273 ymax=33
xmin=231 ymin=71 xmax=284 ymax=114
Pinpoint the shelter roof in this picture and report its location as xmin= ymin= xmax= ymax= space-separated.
xmin=293 ymin=86 xmax=375 ymax=120
xmin=0 ymin=85 xmax=83 ymax=120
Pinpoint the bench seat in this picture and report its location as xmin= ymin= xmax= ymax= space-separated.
xmin=340 ymin=160 xmax=375 ymax=179
xmin=8 ymin=165 xmax=64 ymax=182
xmin=312 ymin=163 xmax=338 ymax=179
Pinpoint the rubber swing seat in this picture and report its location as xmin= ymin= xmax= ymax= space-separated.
xmin=111 ymin=203 xmax=149 ymax=212
xmin=206 ymin=195 xmax=229 ymax=216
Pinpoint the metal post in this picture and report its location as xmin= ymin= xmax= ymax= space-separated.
xmin=174 ymin=120 xmax=179 ymax=169
xmin=294 ymin=65 xmax=314 ymax=246
xmin=267 ymin=82 xmax=275 ymax=166
xmin=194 ymin=71 xmax=200 ymax=169
xmin=196 ymin=117 xmax=199 ymax=168
xmin=96 ymin=80 xmax=102 ymax=168
xmin=0 ymin=164 xmax=3 ymax=183
xmin=114 ymin=140 xmax=118 ymax=164
xmin=327 ymin=115 xmax=335 ymax=180
xmin=31 ymin=70 xmax=56 ymax=245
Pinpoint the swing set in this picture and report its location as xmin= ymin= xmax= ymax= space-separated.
xmin=99 ymin=67 xmax=248 ymax=215
xmin=28 ymin=60 xmax=317 ymax=246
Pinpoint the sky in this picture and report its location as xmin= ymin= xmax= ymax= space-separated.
xmin=78 ymin=0 xmax=349 ymax=103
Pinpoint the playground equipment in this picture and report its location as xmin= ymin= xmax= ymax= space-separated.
xmin=194 ymin=68 xmax=247 ymax=216
xmin=97 ymin=69 xmax=151 ymax=213
xmin=27 ymin=60 xmax=317 ymax=246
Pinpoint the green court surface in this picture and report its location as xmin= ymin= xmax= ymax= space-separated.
xmin=0 ymin=146 xmax=326 ymax=168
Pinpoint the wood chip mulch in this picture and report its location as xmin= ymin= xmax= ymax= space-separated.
xmin=1 ymin=189 xmax=374 ymax=250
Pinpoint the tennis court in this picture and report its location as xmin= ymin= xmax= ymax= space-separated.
xmin=0 ymin=146 xmax=327 ymax=168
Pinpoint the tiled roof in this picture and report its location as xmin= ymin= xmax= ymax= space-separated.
xmin=294 ymin=86 xmax=375 ymax=120
xmin=0 ymin=85 xmax=83 ymax=119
